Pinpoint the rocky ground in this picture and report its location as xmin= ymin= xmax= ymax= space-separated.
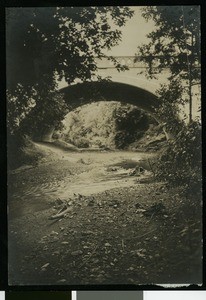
xmin=8 ymin=142 xmax=202 ymax=286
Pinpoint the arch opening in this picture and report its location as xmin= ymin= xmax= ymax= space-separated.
xmin=58 ymin=101 xmax=161 ymax=150
xmin=42 ymin=81 xmax=167 ymax=148
xmin=51 ymin=81 xmax=166 ymax=150
xmin=60 ymin=81 xmax=160 ymax=120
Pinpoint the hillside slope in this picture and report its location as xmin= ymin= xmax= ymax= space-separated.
xmin=59 ymin=101 xmax=166 ymax=150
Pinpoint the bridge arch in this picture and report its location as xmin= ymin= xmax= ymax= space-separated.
xmin=61 ymin=81 xmax=160 ymax=117
xmin=41 ymin=81 xmax=168 ymax=142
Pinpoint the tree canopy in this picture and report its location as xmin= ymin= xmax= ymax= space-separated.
xmin=6 ymin=7 xmax=134 ymax=135
xmin=136 ymin=6 xmax=200 ymax=81
xmin=6 ymin=7 xmax=134 ymax=91
xmin=136 ymin=6 xmax=200 ymax=122
xmin=136 ymin=6 xmax=201 ymax=191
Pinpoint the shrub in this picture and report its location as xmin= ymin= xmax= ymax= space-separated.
xmin=152 ymin=80 xmax=202 ymax=196
xmin=113 ymin=104 xmax=154 ymax=149
xmin=154 ymin=121 xmax=201 ymax=195
xmin=7 ymin=78 xmax=68 ymax=139
xmin=7 ymin=134 xmax=45 ymax=169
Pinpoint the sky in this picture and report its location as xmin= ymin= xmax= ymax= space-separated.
xmin=107 ymin=6 xmax=155 ymax=56
xmin=58 ymin=7 xmax=154 ymax=88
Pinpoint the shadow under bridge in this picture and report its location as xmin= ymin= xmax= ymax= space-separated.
xmin=61 ymin=81 xmax=160 ymax=117
xmin=41 ymin=81 xmax=165 ymax=142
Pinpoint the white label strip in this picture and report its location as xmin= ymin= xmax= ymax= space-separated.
xmin=0 ymin=292 xmax=5 ymax=300
xmin=144 ymin=291 xmax=206 ymax=300
xmin=72 ymin=291 xmax=77 ymax=300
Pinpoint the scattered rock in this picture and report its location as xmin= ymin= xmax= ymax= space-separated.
xmin=127 ymin=267 xmax=135 ymax=271
xmin=82 ymin=231 xmax=94 ymax=235
xmin=54 ymin=198 xmax=64 ymax=206
xmin=136 ymin=209 xmax=146 ymax=213
xmin=135 ymin=203 xmax=142 ymax=208
xmin=71 ymin=250 xmax=83 ymax=256
xmin=41 ymin=263 xmax=50 ymax=269
xmin=88 ymin=198 xmax=95 ymax=206
xmin=139 ymin=167 xmax=145 ymax=173
xmin=107 ymin=167 xmax=118 ymax=172
xmin=57 ymin=279 xmax=67 ymax=283
xmin=50 ymin=231 xmax=59 ymax=235
xmin=143 ymin=202 xmax=166 ymax=217
xmin=51 ymin=237 xmax=59 ymax=242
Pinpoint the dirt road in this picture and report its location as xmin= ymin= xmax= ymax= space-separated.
xmin=8 ymin=143 xmax=202 ymax=285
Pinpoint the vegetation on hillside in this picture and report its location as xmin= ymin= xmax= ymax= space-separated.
xmin=136 ymin=6 xmax=201 ymax=194
xmin=152 ymin=81 xmax=201 ymax=196
xmin=60 ymin=102 xmax=161 ymax=150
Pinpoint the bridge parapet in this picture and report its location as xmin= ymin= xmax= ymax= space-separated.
xmin=95 ymin=56 xmax=147 ymax=69
xmin=95 ymin=56 xmax=164 ymax=69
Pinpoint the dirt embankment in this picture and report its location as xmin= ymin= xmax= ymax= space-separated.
xmin=8 ymin=143 xmax=202 ymax=286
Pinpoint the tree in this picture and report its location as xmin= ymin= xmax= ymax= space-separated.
xmin=135 ymin=6 xmax=201 ymax=193
xmin=136 ymin=6 xmax=200 ymax=122
xmin=113 ymin=104 xmax=151 ymax=149
xmin=6 ymin=7 xmax=134 ymax=135
xmin=7 ymin=7 xmax=134 ymax=89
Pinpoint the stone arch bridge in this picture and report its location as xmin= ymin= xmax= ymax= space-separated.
xmin=41 ymin=56 xmax=172 ymax=142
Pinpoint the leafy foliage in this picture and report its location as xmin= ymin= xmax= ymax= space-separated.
xmin=136 ymin=6 xmax=200 ymax=81
xmin=155 ymin=79 xmax=186 ymax=135
xmin=154 ymin=121 xmax=201 ymax=195
xmin=136 ymin=6 xmax=201 ymax=194
xmin=136 ymin=6 xmax=200 ymax=123
xmin=7 ymin=134 xmax=46 ymax=169
xmin=7 ymin=75 xmax=68 ymax=137
xmin=6 ymin=7 xmax=134 ymax=90
xmin=112 ymin=104 xmax=152 ymax=149
xmin=7 ymin=84 xmax=36 ymax=135
xmin=61 ymin=102 xmax=156 ymax=150
xmin=152 ymin=80 xmax=201 ymax=194
xmin=6 ymin=7 xmax=134 ymax=138
xmin=62 ymin=102 xmax=117 ymax=148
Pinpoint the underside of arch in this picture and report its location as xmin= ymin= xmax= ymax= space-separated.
xmin=60 ymin=81 xmax=160 ymax=117
xmin=41 ymin=81 xmax=165 ymax=142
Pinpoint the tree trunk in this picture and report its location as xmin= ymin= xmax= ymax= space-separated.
xmin=188 ymin=77 xmax=192 ymax=123
xmin=188 ymin=33 xmax=194 ymax=123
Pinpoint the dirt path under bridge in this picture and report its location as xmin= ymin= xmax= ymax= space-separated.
xmin=8 ymin=143 xmax=202 ymax=286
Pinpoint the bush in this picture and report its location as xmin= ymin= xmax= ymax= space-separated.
xmin=113 ymin=104 xmax=154 ymax=149
xmin=7 ymin=134 xmax=45 ymax=169
xmin=153 ymin=121 xmax=202 ymax=195
xmin=7 ymin=78 xmax=68 ymax=139
xmin=74 ymin=138 xmax=90 ymax=148
xmin=150 ymin=79 xmax=202 ymax=196
xmin=62 ymin=102 xmax=156 ymax=150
